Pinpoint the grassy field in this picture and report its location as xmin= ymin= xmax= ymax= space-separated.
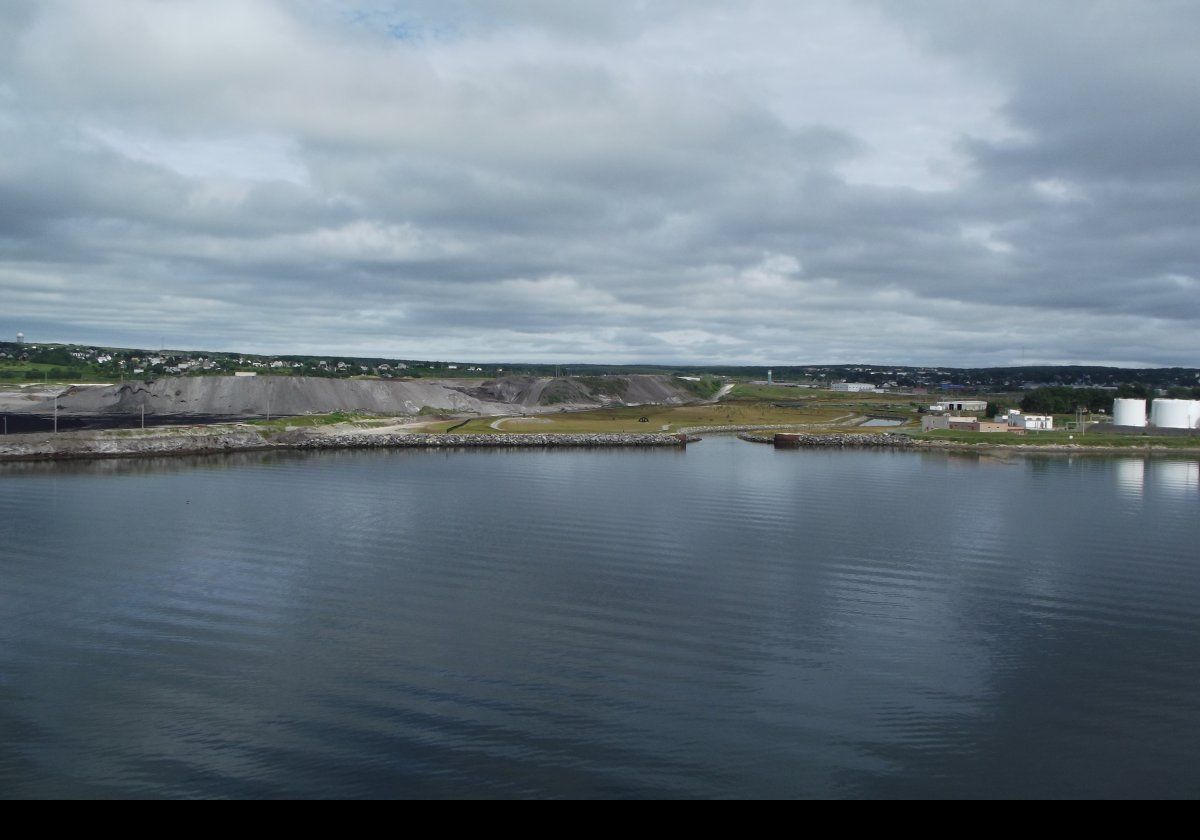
xmin=0 ymin=361 xmax=98 ymax=383
xmin=417 ymin=400 xmax=898 ymax=434
xmin=402 ymin=382 xmax=942 ymax=435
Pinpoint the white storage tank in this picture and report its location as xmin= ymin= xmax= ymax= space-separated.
xmin=1192 ymin=400 xmax=1200 ymax=429
xmin=1112 ymin=398 xmax=1147 ymax=427
xmin=1150 ymin=399 xmax=1192 ymax=430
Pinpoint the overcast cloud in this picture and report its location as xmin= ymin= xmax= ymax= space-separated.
xmin=0 ymin=0 xmax=1196 ymax=365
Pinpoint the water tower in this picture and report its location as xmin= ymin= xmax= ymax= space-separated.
xmin=15 ymin=332 xmax=23 ymax=344
xmin=767 ymin=369 xmax=773 ymax=386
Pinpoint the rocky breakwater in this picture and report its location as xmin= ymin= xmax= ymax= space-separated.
xmin=282 ymin=431 xmax=692 ymax=449
xmin=0 ymin=427 xmax=274 ymax=462
xmin=738 ymin=432 xmax=914 ymax=448
xmin=0 ymin=427 xmax=694 ymax=462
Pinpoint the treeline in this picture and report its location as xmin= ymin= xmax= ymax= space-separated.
xmin=1018 ymin=385 xmax=1200 ymax=414
xmin=1020 ymin=387 xmax=1117 ymax=414
xmin=0 ymin=368 xmax=87 ymax=381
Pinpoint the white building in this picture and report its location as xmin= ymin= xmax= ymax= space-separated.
xmin=831 ymin=382 xmax=875 ymax=392
xmin=1016 ymin=414 xmax=1053 ymax=431
xmin=990 ymin=410 xmax=1052 ymax=431
xmin=932 ymin=399 xmax=988 ymax=413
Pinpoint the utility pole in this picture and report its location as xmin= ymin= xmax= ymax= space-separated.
xmin=53 ymin=393 xmax=58 ymax=434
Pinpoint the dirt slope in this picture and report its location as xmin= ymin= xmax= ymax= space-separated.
xmin=3 ymin=374 xmax=699 ymax=418
xmin=43 ymin=377 xmax=503 ymax=417
xmin=459 ymin=374 xmax=692 ymax=408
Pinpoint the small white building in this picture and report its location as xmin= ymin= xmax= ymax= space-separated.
xmin=234 ymin=371 xmax=257 ymax=377
xmin=831 ymin=382 xmax=875 ymax=393
xmin=933 ymin=399 xmax=988 ymax=413
xmin=995 ymin=409 xmax=1054 ymax=430
xmin=1015 ymin=414 xmax=1053 ymax=431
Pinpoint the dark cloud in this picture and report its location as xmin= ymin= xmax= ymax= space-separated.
xmin=0 ymin=1 xmax=1196 ymax=365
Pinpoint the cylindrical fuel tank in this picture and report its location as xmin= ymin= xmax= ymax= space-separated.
xmin=1112 ymin=398 xmax=1147 ymax=427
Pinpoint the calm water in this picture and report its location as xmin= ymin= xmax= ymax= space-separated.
xmin=1 ymin=438 xmax=1198 ymax=798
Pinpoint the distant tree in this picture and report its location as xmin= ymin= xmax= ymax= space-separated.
xmin=1117 ymin=383 xmax=1152 ymax=399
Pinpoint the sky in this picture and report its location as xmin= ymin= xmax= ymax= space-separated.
xmin=0 ymin=0 xmax=1197 ymax=367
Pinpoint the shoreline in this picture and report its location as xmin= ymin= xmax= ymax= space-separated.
xmin=2 ymin=424 xmax=1199 ymax=464
xmin=736 ymin=430 xmax=1200 ymax=456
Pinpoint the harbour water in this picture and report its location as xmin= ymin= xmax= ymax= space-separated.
xmin=1 ymin=438 xmax=1198 ymax=798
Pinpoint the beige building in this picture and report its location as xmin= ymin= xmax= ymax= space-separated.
xmin=969 ymin=421 xmax=1010 ymax=433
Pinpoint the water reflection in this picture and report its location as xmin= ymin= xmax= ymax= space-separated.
xmin=1114 ymin=458 xmax=1146 ymax=499
xmin=1154 ymin=459 xmax=1200 ymax=497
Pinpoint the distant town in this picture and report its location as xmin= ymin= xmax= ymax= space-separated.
xmin=2 ymin=335 xmax=1198 ymax=398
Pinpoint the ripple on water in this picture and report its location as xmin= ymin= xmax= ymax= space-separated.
xmin=1 ymin=439 xmax=1198 ymax=798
